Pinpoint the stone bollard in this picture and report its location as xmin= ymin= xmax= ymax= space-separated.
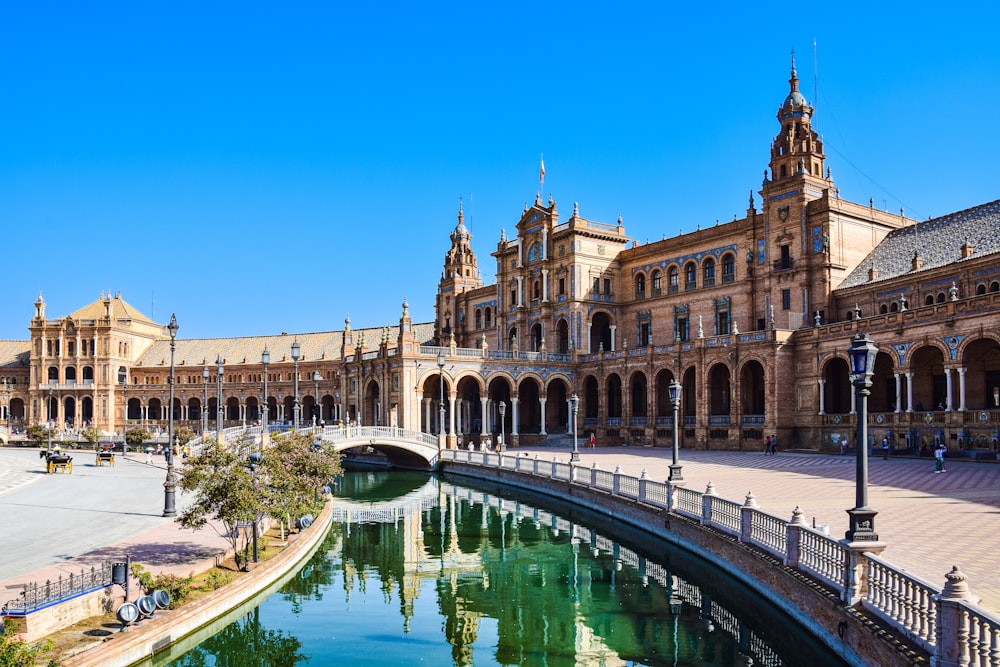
xmin=701 ymin=482 xmax=717 ymax=526
xmin=613 ymin=465 xmax=622 ymax=495
xmin=934 ymin=565 xmax=974 ymax=667
xmin=784 ymin=506 xmax=807 ymax=569
xmin=638 ymin=469 xmax=649 ymax=505
xmin=590 ymin=461 xmax=600 ymax=488
xmin=740 ymin=491 xmax=759 ymax=545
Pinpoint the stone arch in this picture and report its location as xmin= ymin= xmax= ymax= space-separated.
xmin=544 ymin=376 xmax=570 ymax=433
xmin=961 ymin=337 xmax=1000 ymax=410
xmin=822 ymin=357 xmax=851 ymax=414
xmin=224 ymin=396 xmax=240 ymax=422
xmin=708 ymin=363 xmax=731 ymax=417
xmin=556 ymin=318 xmax=570 ymax=354
xmin=126 ymin=397 xmax=141 ymax=421
xmin=629 ymin=370 xmax=648 ymax=421
xmin=654 ymin=368 xmax=676 ymax=422
xmin=682 ymin=367 xmax=697 ymax=421
xmin=364 ymin=379 xmax=381 ymax=426
xmin=65 ymin=366 xmax=77 ymax=382
xmin=583 ymin=375 xmax=599 ymax=419
xmin=910 ymin=345 xmax=947 ymax=411
xmin=456 ymin=375 xmax=484 ymax=436
xmin=870 ymin=351 xmax=897 ymax=413
xmin=530 ymin=322 xmax=543 ymax=351
xmin=487 ymin=376 xmax=512 ymax=438
xmin=420 ymin=369 xmax=453 ymax=434
xmin=148 ymin=398 xmax=163 ymax=421
xmin=740 ymin=360 xmax=765 ymax=417
xmin=187 ymin=397 xmax=203 ymax=424
xmin=606 ymin=373 xmax=623 ymax=419
xmin=517 ymin=376 xmax=542 ymax=433
xmin=63 ymin=397 xmax=76 ymax=425
xmin=590 ymin=311 xmax=613 ymax=353
xmin=634 ymin=272 xmax=646 ymax=298
xmin=81 ymin=396 xmax=93 ymax=424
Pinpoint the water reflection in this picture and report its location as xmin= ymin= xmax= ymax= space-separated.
xmin=168 ymin=472 xmax=844 ymax=666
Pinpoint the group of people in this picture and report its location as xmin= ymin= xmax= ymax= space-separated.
xmin=764 ymin=434 xmax=778 ymax=455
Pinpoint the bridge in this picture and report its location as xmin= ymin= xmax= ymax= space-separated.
xmin=190 ymin=424 xmax=443 ymax=468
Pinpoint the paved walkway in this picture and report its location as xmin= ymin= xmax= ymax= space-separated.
xmin=0 ymin=448 xmax=231 ymax=608
xmin=518 ymin=444 xmax=1000 ymax=613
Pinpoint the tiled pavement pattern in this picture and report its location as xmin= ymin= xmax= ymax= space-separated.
xmin=519 ymin=445 xmax=1000 ymax=613
xmin=0 ymin=452 xmax=41 ymax=496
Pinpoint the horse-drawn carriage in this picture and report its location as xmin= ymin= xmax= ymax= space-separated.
xmin=40 ymin=449 xmax=73 ymax=474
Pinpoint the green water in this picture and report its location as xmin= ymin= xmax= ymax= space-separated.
xmin=164 ymin=471 xmax=845 ymax=666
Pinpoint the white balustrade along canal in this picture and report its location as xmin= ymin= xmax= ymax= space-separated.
xmin=440 ymin=449 xmax=1000 ymax=667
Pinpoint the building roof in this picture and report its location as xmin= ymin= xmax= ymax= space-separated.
xmin=65 ymin=293 xmax=156 ymax=325
xmin=134 ymin=322 xmax=436 ymax=368
xmin=0 ymin=341 xmax=31 ymax=370
xmin=838 ymin=199 xmax=1000 ymax=290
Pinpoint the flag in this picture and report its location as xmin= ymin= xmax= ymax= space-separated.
xmin=539 ymin=157 xmax=545 ymax=186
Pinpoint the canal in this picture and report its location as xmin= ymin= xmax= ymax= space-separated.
xmin=162 ymin=471 xmax=847 ymax=666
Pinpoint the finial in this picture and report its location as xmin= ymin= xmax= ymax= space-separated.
xmin=402 ymin=297 xmax=409 ymax=316
xmin=617 ymin=214 xmax=623 ymax=226
xmin=573 ymin=201 xmax=578 ymax=216
xmin=749 ymin=190 xmax=755 ymax=209
xmin=500 ymin=228 xmax=507 ymax=242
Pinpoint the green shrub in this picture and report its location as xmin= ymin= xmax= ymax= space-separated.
xmin=129 ymin=564 xmax=194 ymax=610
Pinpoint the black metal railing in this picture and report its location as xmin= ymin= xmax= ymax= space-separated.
xmin=1 ymin=562 xmax=112 ymax=614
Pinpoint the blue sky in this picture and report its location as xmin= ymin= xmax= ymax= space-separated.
xmin=2 ymin=2 xmax=998 ymax=341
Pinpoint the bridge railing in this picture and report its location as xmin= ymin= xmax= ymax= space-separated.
xmin=439 ymin=449 xmax=1000 ymax=665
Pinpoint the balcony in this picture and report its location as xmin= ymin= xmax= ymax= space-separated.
xmin=773 ymin=257 xmax=795 ymax=272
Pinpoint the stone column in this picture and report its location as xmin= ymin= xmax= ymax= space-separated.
xmin=480 ymin=395 xmax=489 ymax=437
xmin=817 ymin=379 xmax=825 ymax=415
xmin=448 ymin=395 xmax=456 ymax=436
xmin=424 ymin=397 xmax=431 ymax=434
xmin=906 ymin=372 xmax=914 ymax=412
xmin=945 ymin=368 xmax=954 ymax=411
xmin=539 ymin=397 xmax=547 ymax=435
xmin=610 ymin=325 xmax=616 ymax=351
xmin=587 ymin=323 xmax=593 ymax=353
xmin=516 ymin=276 xmax=524 ymax=307
xmin=894 ymin=374 xmax=902 ymax=413
xmin=542 ymin=269 xmax=549 ymax=302
xmin=957 ymin=367 xmax=967 ymax=412
xmin=511 ymin=397 xmax=519 ymax=436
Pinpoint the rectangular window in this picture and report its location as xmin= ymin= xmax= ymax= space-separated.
xmin=782 ymin=289 xmax=791 ymax=310
xmin=558 ymin=278 xmax=565 ymax=295
xmin=677 ymin=317 xmax=689 ymax=342
xmin=717 ymin=311 xmax=730 ymax=335
xmin=593 ymin=277 xmax=600 ymax=293
xmin=639 ymin=322 xmax=651 ymax=346
xmin=510 ymin=289 xmax=517 ymax=307
xmin=603 ymin=278 xmax=612 ymax=295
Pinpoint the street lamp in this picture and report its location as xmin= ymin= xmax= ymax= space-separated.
xmin=569 ymin=392 xmax=580 ymax=462
xmin=47 ymin=386 xmax=54 ymax=454
xmin=261 ymin=347 xmax=270 ymax=427
xmin=291 ymin=340 xmax=301 ymax=430
xmin=202 ymin=366 xmax=209 ymax=436
xmin=216 ymin=355 xmax=224 ymax=436
xmin=119 ymin=368 xmax=128 ymax=452
xmin=668 ymin=379 xmax=684 ymax=483
xmin=846 ymin=332 xmax=879 ymax=542
xmin=437 ymin=352 xmax=446 ymax=437
xmin=498 ymin=401 xmax=507 ymax=453
xmin=248 ymin=452 xmax=262 ymax=563
xmin=163 ymin=313 xmax=178 ymax=518
xmin=313 ymin=371 xmax=322 ymax=427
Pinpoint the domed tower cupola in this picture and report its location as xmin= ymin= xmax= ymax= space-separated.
xmin=768 ymin=52 xmax=825 ymax=184
xmin=435 ymin=199 xmax=484 ymax=345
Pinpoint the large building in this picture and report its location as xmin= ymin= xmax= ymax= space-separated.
xmin=2 ymin=62 xmax=999 ymax=455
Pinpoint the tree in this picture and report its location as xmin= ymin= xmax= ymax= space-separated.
xmin=177 ymin=433 xmax=341 ymax=571
xmin=125 ymin=429 xmax=151 ymax=450
xmin=174 ymin=427 xmax=195 ymax=448
xmin=0 ymin=620 xmax=56 ymax=666
xmin=25 ymin=425 xmax=51 ymax=448
xmin=80 ymin=427 xmax=102 ymax=448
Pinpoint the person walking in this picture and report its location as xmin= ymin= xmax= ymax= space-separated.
xmin=771 ymin=434 xmax=778 ymax=455
xmin=145 ymin=448 xmax=153 ymax=465
xmin=589 ymin=433 xmax=596 ymax=449
xmin=881 ymin=437 xmax=890 ymax=460
xmin=934 ymin=443 xmax=947 ymax=473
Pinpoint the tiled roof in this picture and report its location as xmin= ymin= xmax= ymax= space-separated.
xmin=0 ymin=341 xmax=31 ymax=370
xmin=839 ymin=199 xmax=1000 ymax=289
xmin=135 ymin=322 xmax=437 ymax=368
xmin=66 ymin=294 xmax=155 ymax=324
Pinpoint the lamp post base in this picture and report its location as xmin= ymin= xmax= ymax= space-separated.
xmin=845 ymin=507 xmax=879 ymax=542
xmin=668 ymin=463 xmax=684 ymax=483
xmin=570 ymin=450 xmax=580 ymax=462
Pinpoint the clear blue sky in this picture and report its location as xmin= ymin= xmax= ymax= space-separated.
xmin=2 ymin=2 xmax=998 ymax=341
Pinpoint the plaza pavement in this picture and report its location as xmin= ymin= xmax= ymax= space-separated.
xmin=0 ymin=448 xmax=231 ymax=610
xmin=517 ymin=443 xmax=1000 ymax=613
xmin=2 ymin=443 xmax=998 ymax=621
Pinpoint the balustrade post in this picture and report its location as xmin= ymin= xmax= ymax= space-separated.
xmin=784 ymin=506 xmax=807 ymax=568
xmin=613 ymin=465 xmax=622 ymax=496
xmin=552 ymin=456 xmax=558 ymax=480
xmin=934 ymin=566 xmax=974 ymax=667
xmin=590 ymin=462 xmax=599 ymax=488
xmin=666 ymin=479 xmax=675 ymax=512
xmin=701 ymin=482 xmax=716 ymax=526
xmin=740 ymin=492 xmax=759 ymax=545
xmin=638 ymin=469 xmax=648 ymax=505
xmin=842 ymin=540 xmax=886 ymax=606
xmin=533 ymin=454 xmax=539 ymax=475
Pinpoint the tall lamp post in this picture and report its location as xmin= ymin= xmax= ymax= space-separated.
xmin=668 ymin=379 xmax=684 ymax=483
xmin=846 ymin=333 xmax=879 ymax=542
xmin=437 ymin=352 xmax=446 ymax=437
xmin=201 ymin=366 xmax=209 ymax=436
xmin=163 ymin=314 xmax=178 ymax=518
xmin=47 ymin=386 xmax=54 ymax=454
xmin=119 ymin=369 xmax=128 ymax=452
xmin=291 ymin=340 xmax=301 ymax=430
xmin=261 ymin=347 xmax=270 ymax=427
xmin=498 ymin=401 xmax=507 ymax=453
xmin=248 ymin=452 xmax=262 ymax=563
xmin=216 ymin=355 xmax=224 ymax=436
xmin=569 ymin=392 xmax=580 ymax=462
xmin=313 ymin=371 xmax=322 ymax=427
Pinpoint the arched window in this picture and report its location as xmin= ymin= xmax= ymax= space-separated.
xmin=474 ymin=309 xmax=482 ymax=329
xmin=937 ymin=292 xmax=946 ymax=303
xmin=684 ymin=262 xmax=697 ymax=289
xmin=703 ymin=258 xmax=716 ymax=286
xmin=991 ymin=281 xmax=1000 ymax=293
xmin=635 ymin=273 xmax=646 ymax=299
xmin=484 ymin=307 xmax=492 ymax=329
xmin=925 ymin=294 xmax=935 ymax=305
xmin=722 ymin=254 xmax=735 ymax=283
xmin=880 ymin=304 xmax=888 ymax=314
xmin=977 ymin=283 xmax=987 ymax=295
xmin=668 ymin=266 xmax=679 ymax=293
xmin=889 ymin=302 xmax=898 ymax=313
xmin=651 ymin=270 xmax=662 ymax=294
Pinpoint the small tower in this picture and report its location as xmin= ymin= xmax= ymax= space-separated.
xmin=341 ymin=314 xmax=355 ymax=360
xmin=767 ymin=53 xmax=826 ymax=183
xmin=435 ymin=201 xmax=483 ymax=345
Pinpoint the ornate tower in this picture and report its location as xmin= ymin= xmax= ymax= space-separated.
xmin=435 ymin=201 xmax=483 ymax=345
xmin=767 ymin=54 xmax=826 ymax=184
